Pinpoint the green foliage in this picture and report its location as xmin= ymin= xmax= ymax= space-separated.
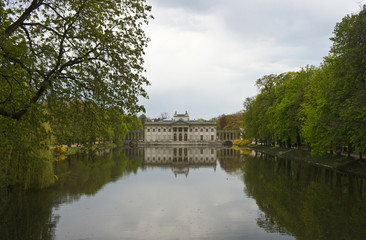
xmin=46 ymin=99 xmax=142 ymax=147
xmin=242 ymin=7 xmax=366 ymax=156
xmin=220 ymin=113 xmax=243 ymax=131
xmin=0 ymin=105 xmax=55 ymax=189
xmin=0 ymin=0 xmax=152 ymax=188
xmin=0 ymin=0 xmax=152 ymax=120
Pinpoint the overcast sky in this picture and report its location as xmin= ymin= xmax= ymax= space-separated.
xmin=140 ymin=0 xmax=363 ymax=120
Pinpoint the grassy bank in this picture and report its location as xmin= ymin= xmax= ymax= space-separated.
xmin=244 ymin=144 xmax=366 ymax=177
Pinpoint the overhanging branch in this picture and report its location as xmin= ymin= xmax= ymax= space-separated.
xmin=0 ymin=0 xmax=44 ymax=41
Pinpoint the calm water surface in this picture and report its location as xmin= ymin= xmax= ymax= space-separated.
xmin=1 ymin=147 xmax=365 ymax=240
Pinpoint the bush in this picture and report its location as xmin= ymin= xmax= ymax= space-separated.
xmin=54 ymin=145 xmax=67 ymax=154
xmin=233 ymin=139 xmax=251 ymax=146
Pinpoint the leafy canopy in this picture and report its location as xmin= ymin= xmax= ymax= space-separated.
xmin=0 ymin=0 xmax=152 ymax=120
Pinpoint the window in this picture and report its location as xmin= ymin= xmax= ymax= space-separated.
xmin=211 ymin=128 xmax=214 ymax=132
xmin=147 ymin=128 xmax=150 ymax=132
xmin=206 ymin=128 xmax=208 ymax=132
xmin=158 ymin=128 xmax=160 ymax=132
xmin=153 ymin=128 xmax=155 ymax=132
xmin=200 ymin=128 xmax=203 ymax=132
xmin=163 ymin=128 xmax=166 ymax=132
xmin=169 ymin=128 xmax=171 ymax=132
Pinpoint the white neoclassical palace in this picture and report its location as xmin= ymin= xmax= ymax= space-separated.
xmin=144 ymin=111 xmax=217 ymax=144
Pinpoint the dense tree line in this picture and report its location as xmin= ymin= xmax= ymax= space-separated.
xmin=243 ymin=6 xmax=366 ymax=157
xmin=47 ymin=98 xmax=143 ymax=147
xmin=0 ymin=1 xmax=151 ymax=188
xmin=216 ymin=113 xmax=243 ymax=131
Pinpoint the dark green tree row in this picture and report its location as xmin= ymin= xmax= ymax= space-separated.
xmin=0 ymin=1 xmax=151 ymax=189
xmin=243 ymin=6 xmax=366 ymax=156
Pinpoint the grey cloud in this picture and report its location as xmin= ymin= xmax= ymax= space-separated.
xmin=151 ymin=0 xmax=221 ymax=12
xmin=142 ymin=0 xmax=361 ymax=118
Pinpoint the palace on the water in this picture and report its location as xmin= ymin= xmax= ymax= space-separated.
xmin=125 ymin=111 xmax=241 ymax=145
xmin=144 ymin=111 xmax=217 ymax=145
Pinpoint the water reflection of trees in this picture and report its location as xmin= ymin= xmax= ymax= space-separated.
xmin=242 ymin=152 xmax=366 ymax=240
xmin=217 ymin=148 xmax=242 ymax=174
xmin=0 ymin=148 xmax=144 ymax=240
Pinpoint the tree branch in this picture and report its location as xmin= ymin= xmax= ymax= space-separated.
xmin=0 ymin=46 xmax=34 ymax=77
xmin=22 ymin=22 xmax=63 ymax=37
xmin=0 ymin=73 xmax=13 ymax=104
xmin=1 ymin=0 xmax=44 ymax=41
xmin=19 ymin=25 xmax=37 ymax=56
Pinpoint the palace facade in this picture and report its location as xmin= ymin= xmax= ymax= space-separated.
xmin=144 ymin=112 xmax=217 ymax=145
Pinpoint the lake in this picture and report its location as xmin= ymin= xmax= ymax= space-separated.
xmin=1 ymin=147 xmax=365 ymax=240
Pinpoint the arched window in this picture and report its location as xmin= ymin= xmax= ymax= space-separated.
xmin=179 ymin=133 xmax=182 ymax=141
xmin=184 ymin=133 xmax=187 ymax=141
xmin=174 ymin=133 xmax=177 ymax=141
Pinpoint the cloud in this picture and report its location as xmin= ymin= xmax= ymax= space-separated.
xmin=141 ymin=0 xmax=363 ymax=119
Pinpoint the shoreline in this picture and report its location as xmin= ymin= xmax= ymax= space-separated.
xmin=242 ymin=144 xmax=366 ymax=177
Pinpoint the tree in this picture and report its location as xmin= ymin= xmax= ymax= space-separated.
xmin=0 ymin=0 xmax=153 ymax=188
xmin=301 ymin=6 xmax=366 ymax=156
xmin=243 ymin=6 xmax=366 ymax=155
xmin=0 ymin=0 xmax=152 ymax=120
xmin=218 ymin=114 xmax=228 ymax=130
xmin=270 ymin=69 xmax=314 ymax=148
xmin=326 ymin=6 xmax=366 ymax=156
xmin=222 ymin=113 xmax=243 ymax=131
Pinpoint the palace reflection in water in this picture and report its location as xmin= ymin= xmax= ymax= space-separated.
xmin=1 ymin=147 xmax=365 ymax=240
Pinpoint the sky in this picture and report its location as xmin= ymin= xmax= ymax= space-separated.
xmin=140 ymin=0 xmax=363 ymax=120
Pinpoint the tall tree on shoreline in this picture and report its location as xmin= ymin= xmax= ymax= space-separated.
xmin=327 ymin=5 xmax=366 ymax=155
xmin=0 ymin=0 xmax=152 ymax=120
xmin=242 ymin=6 xmax=366 ymax=156
xmin=0 ymin=0 xmax=152 ymax=188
